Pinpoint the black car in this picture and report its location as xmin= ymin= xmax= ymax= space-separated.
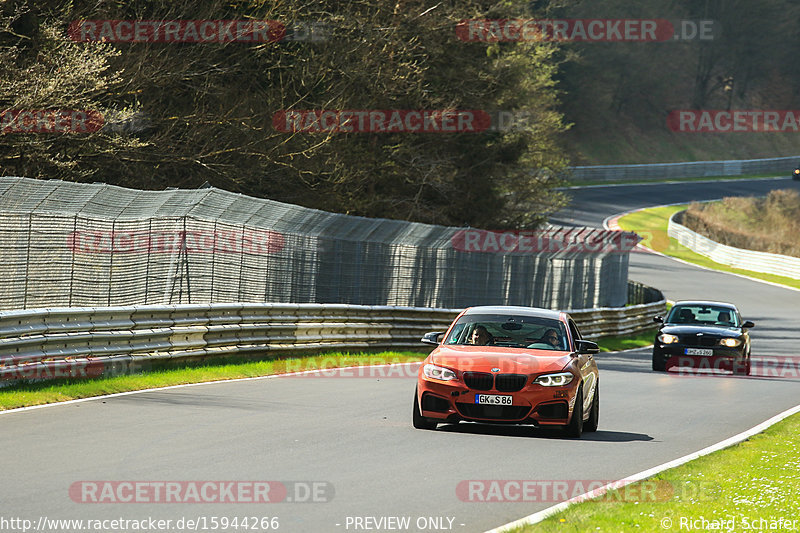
xmin=652 ymin=301 xmax=754 ymax=375
xmin=793 ymin=166 xmax=800 ymax=180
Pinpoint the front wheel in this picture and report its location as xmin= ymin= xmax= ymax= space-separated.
xmin=733 ymin=352 xmax=751 ymax=376
xmin=584 ymin=383 xmax=599 ymax=433
xmin=564 ymin=387 xmax=583 ymax=438
xmin=652 ymin=352 xmax=666 ymax=372
xmin=412 ymin=387 xmax=438 ymax=430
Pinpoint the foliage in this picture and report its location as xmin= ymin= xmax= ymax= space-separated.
xmin=0 ymin=0 xmax=571 ymax=229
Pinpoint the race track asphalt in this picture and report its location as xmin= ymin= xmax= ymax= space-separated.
xmin=1 ymin=177 xmax=798 ymax=533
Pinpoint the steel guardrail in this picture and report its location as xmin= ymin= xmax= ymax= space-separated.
xmin=0 ymin=298 xmax=665 ymax=386
xmin=570 ymin=155 xmax=798 ymax=183
xmin=668 ymin=211 xmax=800 ymax=279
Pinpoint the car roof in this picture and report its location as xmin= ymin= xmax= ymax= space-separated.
xmin=671 ymin=301 xmax=738 ymax=310
xmin=462 ymin=305 xmax=563 ymax=320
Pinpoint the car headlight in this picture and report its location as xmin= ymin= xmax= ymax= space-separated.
xmin=658 ymin=333 xmax=679 ymax=344
xmin=534 ymin=372 xmax=574 ymax=387
xmin=423 ymin=363 xmax=457 ymax=381
xmin=719 ymin=338 xmax=742 ymax=347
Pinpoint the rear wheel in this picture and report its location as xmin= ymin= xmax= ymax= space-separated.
xmin=412 ymin=387 xmax=438 ymax=430
xmin=584 ymin=383 xmax=599 ymax=433
xmin=564 ymin=387 xmax=583 ymax=438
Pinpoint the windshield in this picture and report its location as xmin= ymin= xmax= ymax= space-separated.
xmin=665 ymin=305 xmax=740 ymax=327
xmin=444 ymin=313 xmax=569 ymax=350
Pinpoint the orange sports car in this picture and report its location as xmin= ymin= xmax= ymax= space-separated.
xmin=414 ymin=306 xmax=600 ymax=438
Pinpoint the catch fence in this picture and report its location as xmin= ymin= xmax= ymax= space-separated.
xmin=0 ymin=177 xmax=637 ymax=310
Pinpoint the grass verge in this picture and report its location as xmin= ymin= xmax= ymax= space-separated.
xmin=618 ymin=205 xmax=800 ymax=291
xmin=594 ymin=328 xmax=657 ymax=353
xmin=0 ymin=329 xmax=655 ymax=411
xmin=0 ymin=351 xmax=426 ymax=411
xmin=509 ymin=409 xmax=800 ymax=532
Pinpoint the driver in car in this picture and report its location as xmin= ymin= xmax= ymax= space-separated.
xmin=540 ymin=328 xmax=561 ymax=349
xmin=470 ymin=325 xmax=495 ymax=346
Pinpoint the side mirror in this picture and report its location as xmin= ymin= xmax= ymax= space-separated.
xmin=742 ymin=320 xmax=754 ymax=329
xmin=421 ymin=331 xmax=445 ymax=346
xmin=575 ymin=339 xmax=600 ymax=354
xmin=653 ymin=316 xmax=664 ymax=323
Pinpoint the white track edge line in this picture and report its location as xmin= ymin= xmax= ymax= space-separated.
xmin=604 ymin=205 xmax=800 ymax=294
xmin=0 ymin=362 xmax=422 ymax=415
xmin=486 ymin=401 xmax=800 ymax=533
xmin=0 ymin=339 xmax=657 ymax=415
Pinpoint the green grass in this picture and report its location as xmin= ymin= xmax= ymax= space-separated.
xmin=617 ymin=205 xmax=800 ymax=290
xmin=509 ymin=410 xmax=800 ymax=532
xmin=684 ymin=190 xmax=800 ymax=258
xmin=0 ymin=330 xmax=658 ymax=411
xmin=594 ymin=328 xmax=657 ymax=353
xmin=0 ymin=351 xmax=426 ymax=411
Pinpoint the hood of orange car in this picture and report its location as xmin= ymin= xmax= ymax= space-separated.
xmin=429 ymin=345 xmax=572 ymax=375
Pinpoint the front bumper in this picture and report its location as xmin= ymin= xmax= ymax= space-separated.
xmin=417 ymin=377 xmax=576 ymax=426
xmin=653 ymin=345 xmax=745 ymax=371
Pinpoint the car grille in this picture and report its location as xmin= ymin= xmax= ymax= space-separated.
xmin=495 ymin=374 xmax=528 ymax=392
xmin=456 ymin=403 xmax=531 ymax=420
xmin=463 ymin=372 xmax=494 ymax=391
xmin=680 ymin=335 xmax=718 ymax=347
xmin=463 ymin=372 xmax=529 ymax=392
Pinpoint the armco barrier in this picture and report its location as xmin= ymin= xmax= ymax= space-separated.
xmin=668 ymin=211 xmax=800 ymax=279
xmin=0 ymin=298 xmax=665 ymax=386
xmin=570 ymin=155 xmax=799 ymax=183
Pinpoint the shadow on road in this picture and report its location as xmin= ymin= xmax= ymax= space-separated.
xmin=435 ymin=422 xmax=653 ymax=442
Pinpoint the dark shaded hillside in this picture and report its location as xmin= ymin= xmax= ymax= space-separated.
xmin=2 ymin=0 xmax=799 ymax=229
xmin=0 ymin=0 xmax=569 ymax=229
xmin=558 ymin=0 xmax=800 ymax=164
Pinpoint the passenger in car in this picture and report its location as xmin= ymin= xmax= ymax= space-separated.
xmin=540 ymin=328 xmax=561 ymax=349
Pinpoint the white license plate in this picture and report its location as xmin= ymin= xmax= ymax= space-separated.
xmin=474 ymin=394 xmax=512 ymax=405
xmin=685 ymin=348 xmax=713 ymax=356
